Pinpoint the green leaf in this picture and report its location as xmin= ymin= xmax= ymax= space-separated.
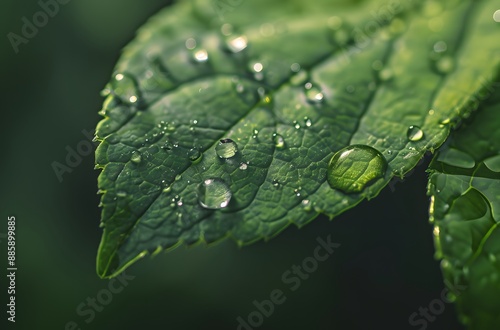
xmin=428 ymin=86 xmax=500 ymax=329
xmin=95 ymin=0 xmax=500 ymax=278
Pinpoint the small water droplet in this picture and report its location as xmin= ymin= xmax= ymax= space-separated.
xmin=293 ymin=120 xmax=301 ymax=129
xmin=226 ymin=35 xmax=248 ymax=53
xmin=304 ymin=117 xmax=312 ymax=127
xmin=252 ymin=129 xmax=259 ymax=139
xmin=131 ymin=151 xmax=142 ymax=164
xmin=198 ymin=178 xmax=232 ymax=209
xmin=273 ymin=133 xmax=285 ymax=149
xmin=301 ymin=199 xmax=312 ymax=211
xmin=407 ymin=126 xmax=424 ymax=141
xmin=175 ymin=174 xmax=182 ymax=181
xmin=239 ymin=162 xmax=248 ymax=170
xmin=188 ymin=148 xmax=202 ymax=162
xmin=110 ymin=73 xmax=140 ymax=105
xmin=216 ymin=139 xmax=238 ymax=158
xmin=193 ymin=49 xmax=209 ymax=62
xmin=272 ymin=179 xmax=280 ymax=188
xmin=327 ymin=145 xmax=387 ymax=194
xmin=304 ymin=82 xmax=324 ymax=103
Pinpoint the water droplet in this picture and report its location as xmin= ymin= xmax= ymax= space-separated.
xmin=239 ymin=162 xmax=248 ymax=170
xmin=407 ymin=126 xmax=424 ymax=141
xmin=163 ymin=186 xmax=171 ymax=193
xmin=193 ymin=49 xmax=209 ymax=62
xmin=304 ymin=82 xmax=324 ymax=103
xmin=252 ymin=129 xmax=259 ymax=139
xmin=175 ymin=174 xmax=182 ymax=181
xmin=131 ymin=151 xmax=142 ymax=164
xmin=188 ymin=148 xmax=202 ymax=162
xmin=483 ymin=155 xmax=500 ymax=172
xmin=198 ymin=178 xmax=232 ymax=209
xmin=272 ymin=179 xmax=280 ymax=188
xmin=301 ymin=199 xmax=312 ymax=211
xmin=273 ymin=133 xmax=285 ymax=149
xmin=304 ymin=117 xmax=312 ymax=127
xmin=110 ymin=73 xmax=140 ymax=105
xmin=216 ymin=139 xmax=238 ymax=158
xmin=494 ymin=10 xmax=500 ymax=22
xmin=327 ymin=145 xmax=387 ymax=194
xmin=293 ymin=120 xmax=301 ymax=129
xmin=428 ymin=109 xmax=435 ymax=116
xmin=226 ymin=35 xmax=248 ymax=53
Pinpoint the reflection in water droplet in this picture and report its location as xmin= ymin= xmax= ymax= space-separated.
xmin=327 ymin=145 xmax=387 ymax=194
xmin=304 ymin=82 xmax=324 ymax=103
xmin=407 ymin=126 xmax=424 ymax=141
xmin=273 ymin=133 xmax=285 ymax=149
xmin=131 ymin=151 xmax=142 ymax=164
xmin=226 ymin=35 xmax=248 ymax=53
xmin=216 ymin=139 xmax=238 ymax=159
xmin=198 ymin=178 xmax=232 ymax=209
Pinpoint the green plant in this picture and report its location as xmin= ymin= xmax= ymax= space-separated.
xmin=94 ymin=0 xmax=500 ymax=328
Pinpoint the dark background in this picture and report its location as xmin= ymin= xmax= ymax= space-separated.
xmin=1 ymin=1 xmax=464 ymax=329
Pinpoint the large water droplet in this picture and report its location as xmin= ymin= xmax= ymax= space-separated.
xmin=304 ymin=82 xmax=324 ymax=104
xmin=198 ymin=178 xmax=232 ymax=209
xmin=226 ymin=35 xmax=248 ymax=53
xmin=216 ymin=139 xmax=238 ymax=158
xmin=111 ymin=73 xmax=140 ymax=105
xmin=407 ymin=126 xmax=424 ymax=141
xmin=273 ymin=133 xmax=285 ymax=149
xmin=327 ymin=145 xmax=387 ymax=194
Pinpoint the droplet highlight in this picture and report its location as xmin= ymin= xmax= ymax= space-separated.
xmin=407 ymin=126 xmax=424 ymax=141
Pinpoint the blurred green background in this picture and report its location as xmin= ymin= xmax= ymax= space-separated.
xmin=1 ymin=1 xmax=465 ymax=329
